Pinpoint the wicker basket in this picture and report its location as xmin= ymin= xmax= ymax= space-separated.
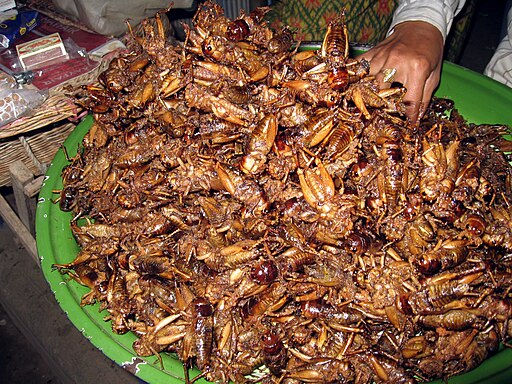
xmin=0 ymin=55 xmax=113 ymax=187
xmin=0 ymin=93 xmax=81 ymax=139
xmin=0 ymin=121 xmax=77 ymax=187
xmin=48 ymin=57 xmax=112 ymax=96
xmin=0 ymin=80 xmax=87 ymax=187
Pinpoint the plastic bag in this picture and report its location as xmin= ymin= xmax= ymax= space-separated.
xmin=0 ymin=71 xmax=48 ymax=127
xmin=1 ymin=36 xmax=90 ymax=86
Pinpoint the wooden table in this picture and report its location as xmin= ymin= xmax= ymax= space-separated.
xmin=0 ymin=161 xmax=42 ymax=264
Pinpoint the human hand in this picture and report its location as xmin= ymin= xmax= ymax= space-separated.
xmin=357 ymin=21 xmax=445 ymax=124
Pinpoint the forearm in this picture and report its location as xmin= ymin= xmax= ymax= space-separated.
xmin=389 ymin=0 xmax=467 ymax=41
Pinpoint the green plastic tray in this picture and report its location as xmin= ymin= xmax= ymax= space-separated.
xmin=36 ymin=61 xmax=512 ymax=383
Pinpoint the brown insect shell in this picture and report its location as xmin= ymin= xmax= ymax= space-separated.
xmin=349 ymin=156 xmax=373 ymax=180
xmin=413 ymin=253 xmax=442 ymax=276
xmin=418 ymin=310 xmax=485 ymax=331
xmin=301 ymin=108 xmax=336 ymax=147
xmin=261 ymin=331 xmax=284 ymax=354
xmin=397 ymin=292 xmax=414 ymax=316
xmin=192 ymin=297 xmax=214 ymax=317
xmin=201 ymin=35 xmax=227 ymax=61
xmin=59 ymin=186 xmax=78 ymax=212
xmin=327 ymin=65 xmax=350 ymax=91
xmin=250 ymin=259 xmax=279 ymax=284
xmin=462 ymin=212 xmax=487 ymax=237
xmin=410 ymin=215 xmax=436 ymax=243
xmin=300 ymin=299 xmax=324 ymax=319
xmin=344 ymin=232 xmax=370 ymax=256
xmin=226 ymin=19 xmax=250 ymax=41
xmin=321 ymin=17 xmax=349 ymax=60
xmin=401 ymin=335 xmax=428 ymax=358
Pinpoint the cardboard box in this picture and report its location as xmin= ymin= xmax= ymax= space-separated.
xmin=16 ymin=32 xmax=68 ymax=71
xmin=0 ymin=0 xmax=16 ymax=13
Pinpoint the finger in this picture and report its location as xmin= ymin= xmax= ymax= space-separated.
xmin=421 ymin=75 xmax=441 ymax=115
xmin=403 ymin=101 xmax=423 ymax=125
xmin=403 ymin=91 xmax=424 ymax=125
xmin=400 ymin=72 xmax=429 ymax=124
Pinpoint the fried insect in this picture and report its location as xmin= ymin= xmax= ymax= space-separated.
xmin=58 ymin=2 xmax=512 ymax=383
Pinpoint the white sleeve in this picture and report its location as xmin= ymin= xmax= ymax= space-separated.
xmin=388 ymin=0 xmax=467 ymax=41
xmin=484 ymin=6 xmax=512 ymax=87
